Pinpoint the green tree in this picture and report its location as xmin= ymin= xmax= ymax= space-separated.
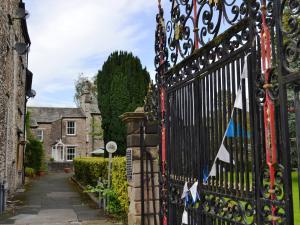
xmin=97 ymin=51 xmax=150 ymax=155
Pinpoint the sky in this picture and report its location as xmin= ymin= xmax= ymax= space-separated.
xmin=25 ymin=0 xmax=166 ymax=107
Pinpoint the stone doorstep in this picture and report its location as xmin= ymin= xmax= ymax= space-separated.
xmin=128 ymin=186 xmax=160 ymax=201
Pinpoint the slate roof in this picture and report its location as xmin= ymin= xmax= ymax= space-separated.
xmin=28 ymin=107 xmax=86 ymax=123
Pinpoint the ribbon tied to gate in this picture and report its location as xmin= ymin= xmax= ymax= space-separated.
xmin=181 ymin=181 xmax=200 ymax=224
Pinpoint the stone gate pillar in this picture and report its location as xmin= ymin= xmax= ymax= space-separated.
xmin=121 ymin=107 xmax=160 ymax=225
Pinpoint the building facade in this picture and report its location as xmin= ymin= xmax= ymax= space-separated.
xmin=28 ymin=90 xmax=104 ymax=162
xmin=0 ymin=0 xmax=33 ymax=194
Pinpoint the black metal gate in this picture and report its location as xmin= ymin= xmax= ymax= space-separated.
xmin=154 ymin=0 xmax=300 ymax=224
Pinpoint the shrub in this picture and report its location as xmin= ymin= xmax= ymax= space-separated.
xmin=25 ymin=138 xmax=44 ymax=172
xmin=111 ymin=157 xmax=128 ymax=215
xmin=25 ymin=112 xmax=45 ymax=172
xmin=73 ymin=157 xmax=128 ymax=220
xmin=73 ymin=157 xmax=108 ymax=186
xmin=25 ymin=167 xmax=35 ymax=177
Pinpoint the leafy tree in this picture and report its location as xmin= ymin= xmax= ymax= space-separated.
xmin=97 ymin=51 xmax=150 ymax=155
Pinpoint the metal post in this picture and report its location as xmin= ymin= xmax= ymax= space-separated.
xmin=294 ymin=85 xmax=300 ymax=207
xmin=193 ymin=0 xmax=199 ymax=50
xmin=98 ymin=177 xmax=102 ymax=209
xmin=108 ymin=153 xmax=112 ymax=188
xmin=107 ymin=152 xmax=112 ymax=207
xmin=0 ymin=182 xmax=3 ymax=214
xmin=140 ymin=121 xmax=145 ymax=225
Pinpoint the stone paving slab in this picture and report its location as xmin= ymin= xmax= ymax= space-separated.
xmin=0 ymin=173 xmax=118 ymax=225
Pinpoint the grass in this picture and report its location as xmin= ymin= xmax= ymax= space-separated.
xmin=292 ymin=172 xmax=300 ymax=224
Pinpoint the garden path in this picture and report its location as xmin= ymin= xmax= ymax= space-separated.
xmin=0 ymin=173 xmax=117 ymax=225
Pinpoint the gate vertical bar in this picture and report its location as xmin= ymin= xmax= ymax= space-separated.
xmin=295 ymin=85 xmax=300 ymax=207
xmin=273 ymin=0 xmax=294 ymax=223
xmin=140 ymin=121 xmax=145 ymax=225
xmin=193 ymin=0 xmax=199 ymax=50
xmin=155 ymin=1 xmax=168 ymax=224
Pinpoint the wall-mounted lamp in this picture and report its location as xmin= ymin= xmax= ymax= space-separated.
xmin=8 ymin=7 xmax=30 ymax=24
xmin=26 ymin=89 xmax=36 ymax=99
xmin=14 ymin=42 xmax=29 ymax=55
xmin=15 ymin=7 xmax=30 ymax=20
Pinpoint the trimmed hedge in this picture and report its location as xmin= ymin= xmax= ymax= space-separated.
xmin=73 ymin=157 xmax=128 ymax=218
xmin=74 ymin=157 xmax=108 ymax=186
xmin=111 ymin=157 xmax=128 ymax=214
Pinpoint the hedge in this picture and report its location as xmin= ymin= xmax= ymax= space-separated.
xmin=73 ymin=157 xmax=128 ymax=218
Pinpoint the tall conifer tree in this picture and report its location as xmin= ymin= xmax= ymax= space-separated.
xmin=97 ymin=51 xmax=150 ymax=155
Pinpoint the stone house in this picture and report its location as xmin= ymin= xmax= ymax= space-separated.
xmin=0 ymin=0 xmax=33 ymax=194
xmin=28 ymin=90 xmax=104 ymax=162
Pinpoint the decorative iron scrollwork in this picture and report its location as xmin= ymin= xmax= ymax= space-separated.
xmin=280 ymin=0 xmax=300 ymax=72
xmin=165 ymin=0 xmax=256 ymax=66
xmin=154 ymin=3 xmax=168 ymax=73
xmin=144 ymin=82 xmax=159 ymax=122
xmin=165 ymin=20 xmax=250 ymax=88
xmin=202 ymin=195 xmax=255 ymax=224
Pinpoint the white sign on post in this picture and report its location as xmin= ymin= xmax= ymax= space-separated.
xmin=106 ymin=141 xmax=117 ymax=208
xmin=106 ymin=141 xmax=117 ymax=154
xmin=106 ymin=141 xmax=117 ymax=188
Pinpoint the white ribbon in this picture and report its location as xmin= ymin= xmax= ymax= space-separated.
xmin=181 ymin=182 xmax=189 ymax=199
xmin=182 ymin=209 xmax=188 ymax=224
xmin=189 ymin=181 xmax=199 ymax=203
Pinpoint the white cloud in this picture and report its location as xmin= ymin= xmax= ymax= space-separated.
xmin=26 ymin=0 xmax=157 ymax=107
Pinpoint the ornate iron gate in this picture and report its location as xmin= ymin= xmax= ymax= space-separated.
xmin=154 ymin=0 xmax=300 ymax=224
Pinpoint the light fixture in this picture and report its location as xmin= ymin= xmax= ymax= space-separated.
xmin=8 ymin=3 xmax=30 ymax=26
xmin=14 ymin=42 xmax=29 ymax=55
xmin=26 ymin=89 xmax=36 ymax=99
xmin=14 ymin=7 xmax=30 ymax=20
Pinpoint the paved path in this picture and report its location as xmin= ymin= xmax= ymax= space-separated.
xmin=0 ymin=173 xmax=116 ymax=225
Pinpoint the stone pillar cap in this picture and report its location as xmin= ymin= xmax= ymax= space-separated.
xmin=120 ymin=107 xmax=145 ymax=123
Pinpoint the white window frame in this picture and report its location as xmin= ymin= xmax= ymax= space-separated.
xmin=36 ymin=129 xmax=44 ymax=142
xmin=51 ymin=146 xmax=57 ymax=161
xmin=66 ymin=121 xmax=76 ymax=136
xmin=66 ymin=146 xmax=76 ymax=161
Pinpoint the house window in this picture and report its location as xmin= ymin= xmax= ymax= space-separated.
xmin=36 ymin=129 xmax=43 ymax=141
xmin=66 ymin=121 xmax=76 ymax=135
xmin=66 ymin=147 xmax=76 ymax=161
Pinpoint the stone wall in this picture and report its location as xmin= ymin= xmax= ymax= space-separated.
xmin=61 ymin=118 xmax=90 ymax=157
xmin=121 ymin=108 xmax=160 ymax=225
xmin=31 ymin=117 xmax=100 ymax=161
xmin=0 ymin=0 xmax=30 ymax=193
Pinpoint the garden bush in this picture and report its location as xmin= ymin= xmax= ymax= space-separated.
xmin=73 ymin=157 xmax=108 ymax=186
xmin=73 ymin=157 xmax=128 ymax=219
xmin=25 ymin=138 xmax=44 ymax=172
xmin=25 ymin=167 xmax=35 ymax=177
